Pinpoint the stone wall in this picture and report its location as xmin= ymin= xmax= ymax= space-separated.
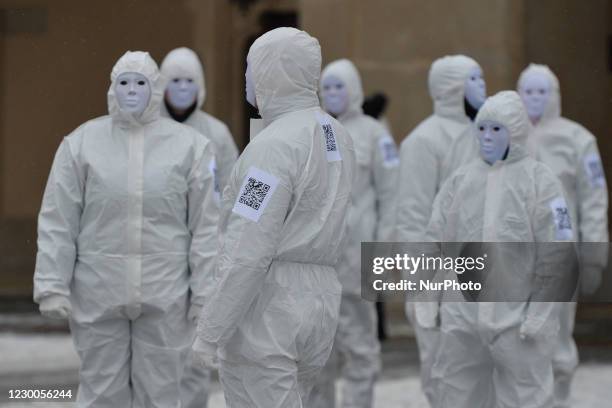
xmin=301 ymin=0 xmax=527 ymax=140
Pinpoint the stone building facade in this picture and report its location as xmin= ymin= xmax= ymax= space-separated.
xmin=1 ymin=0 xmax=610 ymax=295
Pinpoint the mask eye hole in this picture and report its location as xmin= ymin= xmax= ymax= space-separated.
xmin=137 ymin=80 xmax=146 ymax=86
xmin=493 ymin=126 xmax=501 ymax=132
xmin=539 ymin=89 xmax=546 ymax=95
xmin=323 ymin=85 xmax=330 ymax=91
xmin=119 ymin=80 xmax=128 ymax=86
xmin=479 ymin=126 xmax=485 ymax=131
xmin=173 ymin=78 xmax=180 ymax=83
xmin=187 ymin=78 xmax=193 ymax=83
xmin=526 ymin=89 xmax=532 ymax=95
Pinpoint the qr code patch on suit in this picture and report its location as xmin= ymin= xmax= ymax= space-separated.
xmin=239 ymin=177 xmax=271 ymax=210
xmin=316 ymin=111 xmax=342 ymax=162
xmin=233 ymin=166 xmax=280 ymax=222
xmin=322 ymin=123 xmax=337 ymax=152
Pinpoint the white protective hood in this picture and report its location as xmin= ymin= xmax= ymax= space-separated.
xmin=517 ymin=63 xmax=561 ymax=123
xmin=429 ymin=54 xmax=481 ymax=120
xmin=160 ymin=47 xmax=207 ymax=109
xmin=320 ymin=58 xmax=364 ymax=120
xmin=107 ymin=51 xmax=164 ymax=127
xmin=247 ymin=27 xmax=321 ymax=125
xmin=475 ymin=91 xmax=531 ymax=161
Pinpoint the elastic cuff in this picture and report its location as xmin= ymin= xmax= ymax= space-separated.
xmin=40 ymin=293 xmax=70 ymax=304
xmin=193 ymin=337 xmax=217 ymax=355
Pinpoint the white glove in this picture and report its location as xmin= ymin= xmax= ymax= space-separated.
xmin=581 ymin=265 xmax=603 ymax=296
xmin=414 ymin=302 xmax=440 ymax=329
xmin=188 ymin=303 xmax=203 ymax=323
xmin=519 ymin=316 xmax=556 ymax=341
xmin=39 ymin=294 xmax=72 ymax=320
xmin=519 ymin=318 xmax=539 ymax=341
xmin=191 ymin=337 xmax=219 ymax=369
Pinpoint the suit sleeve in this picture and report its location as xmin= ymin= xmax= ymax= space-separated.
xmin=188 ymin=139 xmax=220 ymax=306
xmin=527 ymin=169 xmax=576 ymax=331
xmin=575 ymin=131 xmax=608 ymax=271
xmin=395 ymin=134 xmax=440 ymax=242
xmin=217 ymin=123 xmax=239 ymax=195
xmin=196 ymin=142 xmax=293 ymax=346
xmin=33 ymin=138 xmax=84 ymax=303
xmin=372 ymin=128 xmax=399 ymax=241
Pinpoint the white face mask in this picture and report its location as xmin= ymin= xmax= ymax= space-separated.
xmin=519 ymin=72 xmax=551 ymax=123
xmin=464 ymin=66 xmax=487 ymax=110
xmin=115 ymin=72 xmax=151 ymax=115
xmin=245 ymin=63 xmax=257 ymax=108
xmin=321 ymin=75 xmax=349 ymax=117
xmin=477 ymin=120 xmax=510 ymax=165
xmin=166 ymin=77 xmax=198 ymax=109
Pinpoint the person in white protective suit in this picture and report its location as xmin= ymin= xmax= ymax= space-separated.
xmin=439 ymin=57 xmax=489 ymax=180
xmin=192 ymin=27 xmax=356 ymax=408
xmin=428 ymin=91 xmax=574 ymax=408
xmin=33 ymin=51 xmax=219 ymax=408
xmin=517 ymin=63 xmax=609 ymax=408
xmin=161 ymin=47 xmax=239 ymax=198
xmin=160 ymin=46 xmax=238 ymax=408
xmin=395 ymin=54 xmax=487 ymax=406
xmin=306 ymin=59 xmax=398 ymax=408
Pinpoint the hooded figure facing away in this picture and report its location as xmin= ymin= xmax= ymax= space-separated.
xmin=307 ymin=58 xmax=398 ymax=408
xmin=161 ymin=47 xmax=238 ymax=199
xmin=34 ymin=51 xmax=219 ymax=408
xmin=518 ymin=63 xmax=609 ymax=408
xmin=428 ymin=91 xmax=573 ymax=408
xmin=193 ymin=28 xmax=356 ymax=407
xmin=395 ymin=54 xmax=486 ymax=406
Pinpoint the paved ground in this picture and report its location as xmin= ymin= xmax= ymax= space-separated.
xmin=0 ymin=364 xmax=611 ymax=407
xmin=1 ymin=331 xmax=612 ymax=407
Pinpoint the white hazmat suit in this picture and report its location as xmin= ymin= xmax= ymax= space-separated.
xmin=161 ymin=47 xmax=239 ymax=197
xmin=194 ymin=27 xmax=356 ymax=408
xmin=33 ymin=51 xmax=219 ymax=407
xmin=395 ymin=55 xmax=484 ymax=406
xmin=518 ymin=64 xmax=609 ymax=408
xmin=161 ymin=46 xmax=239 ymax=408
xmin=428 ymin=91 xmax=573 ymax=408
xmin=308 ymin=59 xmax=398 ymax=408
